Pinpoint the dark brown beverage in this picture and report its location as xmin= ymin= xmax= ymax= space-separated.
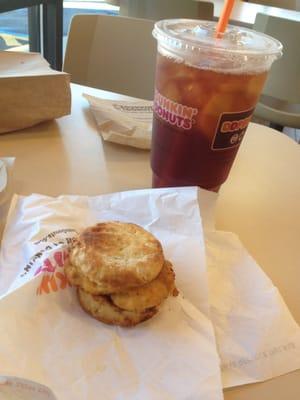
xmin=151 ymin=53 xmax=267 ymax=190
xmin=151 ymin=20 xmax=282 ymax=190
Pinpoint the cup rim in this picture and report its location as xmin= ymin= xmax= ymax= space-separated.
xmin=153 ymin=19 xmax=283 ymax=58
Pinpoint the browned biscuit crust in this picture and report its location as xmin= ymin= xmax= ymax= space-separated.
xmin=68 ymin=222 xmax=164 ymax=294
xmin=77 ymin=288 xmax=158 ymax=327
xmin=65 ymin=260 xmax=116 ymax=295
xmin=111 ymin=260 xmax=177 ymax=312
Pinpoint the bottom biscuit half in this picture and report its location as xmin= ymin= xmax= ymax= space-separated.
xmin=77 ymin=288 xmax=158 ymax=327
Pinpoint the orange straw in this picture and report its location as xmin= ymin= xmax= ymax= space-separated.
xmin=215 ymin=0 xmax=235 ymax=38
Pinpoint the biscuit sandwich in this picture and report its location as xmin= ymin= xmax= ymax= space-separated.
xmin=65 ymin=221 xmax=177 ymax=327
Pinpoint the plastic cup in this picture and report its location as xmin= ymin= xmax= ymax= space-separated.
xmin=151 ymin=19 xmax=282 ymax=191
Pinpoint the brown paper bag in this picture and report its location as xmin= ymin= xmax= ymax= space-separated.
xmin=0 ymin=51 xmax=71 ymax=134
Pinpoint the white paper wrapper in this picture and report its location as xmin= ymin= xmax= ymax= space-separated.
xmin=0 ymin=376 xmax=57 ymax=400
xmin=84 ymin=94 xmax=152 ymax=149
xmin=205 ymin=230 xmax=300 ymax=387
xmin=1 ymin=188 xmax=299 ymax=393
xmin=0 ymin=157 xmax=15 ymax=236
xmin=0 ymin=160 xmax=7 ymax=194
xmin=0 ymin=187 xmax=223 ymax=400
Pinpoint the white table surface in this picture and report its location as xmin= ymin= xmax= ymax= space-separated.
xmin=0 ymin=83 xmax=299 ymax=398
xmin=198 ymin=0 xmax=300 ymax=26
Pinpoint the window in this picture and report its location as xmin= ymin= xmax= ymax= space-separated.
xmin=0 ymin=1 xmax=119 ymax=69
xmin=0 ymin=8 xmax=29 ymax=52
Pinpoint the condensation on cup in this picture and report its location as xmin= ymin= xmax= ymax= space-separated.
xmin=151 ymin=20 xmax=282 ymax=191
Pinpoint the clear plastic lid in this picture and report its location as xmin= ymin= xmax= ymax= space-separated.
xmin=153 ymin=19 xmax=282 ymax=73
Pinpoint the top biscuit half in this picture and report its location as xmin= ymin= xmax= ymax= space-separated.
xmin=68 ymin=222 xmax=165 ymax=294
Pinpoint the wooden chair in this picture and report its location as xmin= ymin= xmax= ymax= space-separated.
xmin=63 ymin=14 xmax=156 ymax=100
xmin=119 ymin=0 xmax=214 ymax=20
xmin=250 ymin=1 xmax=299 ymax=11
xmin=253 ymin=13 xmax=300 ymax=129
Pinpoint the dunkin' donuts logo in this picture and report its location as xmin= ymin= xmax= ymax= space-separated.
xmin=14 ymin=228 xmax=78 ymax=295
xmin=154 ymin=90 xmax=198 ymax=130
xmin=212 ymin=107 xmax=255 ymax=150
xmin=18 ymin=228 xmax=78 ymax=295
xmin=220 ymin=115 xmax=252 ymax=133
xmin=36 ymin=250 xmax=71 ymax=295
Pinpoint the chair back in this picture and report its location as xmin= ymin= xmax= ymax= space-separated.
xmin=120 ymin=0 xmax=214 ymax=20
xmin=250 ymin=1 xmax=299 ymax=11
xmin=63 ymin=15 xmax=156 ymax=100
xmin=254 ymin=13 xmax=300 ymax=104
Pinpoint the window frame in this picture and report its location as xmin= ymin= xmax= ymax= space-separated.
xmin=0 ymin=0 xmax=63 ymax=70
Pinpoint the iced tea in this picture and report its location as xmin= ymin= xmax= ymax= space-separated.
xmin=151 ymin=53 xmax=267 ymax=190
xmin=151 ymin=20 xmax=282 ymax=191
